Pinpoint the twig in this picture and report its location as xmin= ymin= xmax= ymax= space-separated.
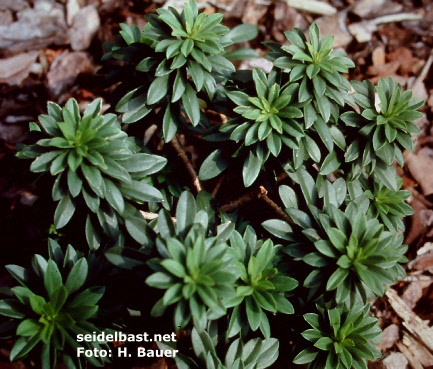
xmin=258 ymin=186 xmax=294 ymax=225
xmin=219 ymin=185 xmax=294 ymax=225
xmin=171 ymin=136 xmax=202 ymax=193
xmin=211 ymin=175 xmax=225 ymax=198
xmin=276 ymin=171 xmax=289 ymax=183
xmin=219 ymin=188 xmax=261 ymax=213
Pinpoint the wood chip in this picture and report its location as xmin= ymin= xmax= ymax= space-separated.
xmin=402 ymin=332 xmax=433 ymax=367
xmin=372 ymin=45 xmax=386 ymax=66
xmin=0 ymin=51 xmax=39 ymax=85
xmin=378 ymin=324 xmax=400 ymax=351
xmin=386 ymin=289 xmax=433 ymax=353
xmin=315 ymin=12 xmax=353 ymax=48
xmin=383 ymin=352 xmax=408 ymax=369
xmin=404 ymin=150 xmax=433 ymax=196
xmin=401 ymin=281 xmax=431 ymax=308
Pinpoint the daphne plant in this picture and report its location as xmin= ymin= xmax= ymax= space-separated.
xmin=362 ymin=177 xmax=413 ymax=232
xmin=224 ymin=228 xmax=297 ymax=338
xmin=140 ymin=191 xmax=238 ymax=328
xmin=10 ymin=1 xmax=425 ymax=368
xmin=103 ymin=0 xmax=257 ymax=141
xmin=17 ymin=98 xmax=166 ymax=244
xmin=0 ymin=240 xmax=109 ymax=369
xmin=293 ymin=303 xmax=381 ymax=369
xmin=342 ymin=77 xmax=423 ymax=187
xmin=265 ymin=23 xmax=354 ymax=122
xmin=203 ymin=69 xmax=304 ymax=187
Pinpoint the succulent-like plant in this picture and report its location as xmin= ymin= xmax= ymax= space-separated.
xmin=224 ymin=228 xmax=297 ymax=338
xmin=9 ymin=4 xmax=425 ymax=369
xmin=342 ymin=77 xmax=423 ymax=167
xmin=103 ymin=0 xmax=257 ymax=141
xmin=144 ymin=191 xmax=239 ymax=327
xmin=293 ymin=303 xmax=381 ymax=369
xmin=216 ymin=69 xmax=304 ymax=186
xmin=17 ymin=98 xmax=166 ymax=243
xmin=363 ymin=178 xmax=413 ymax=231
xmin=0 ymin=240 xmax=109 ymax=369
xmin=265 ymin=175 xmax=408 ymax=304
xmin=265 ymin=23 xmax=354 ymax=122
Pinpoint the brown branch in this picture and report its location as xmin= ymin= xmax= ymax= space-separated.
xmin=171 ymin=136 xmax=202 ymax=193
xmin=218 ymin=188 xmax=261 ymax=213
xmin=258 ymin=186 xmax=294 ymax=225
xmin=211 ymin=174 xmax=225 ymax=197
xmin=218 ymin=185 xmax=294 ymax=225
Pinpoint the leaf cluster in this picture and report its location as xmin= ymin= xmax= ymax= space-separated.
xmin=0 ymin=240 xmax=108 ymax=369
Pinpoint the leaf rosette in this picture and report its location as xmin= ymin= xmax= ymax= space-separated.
xmin=224 ymin=227 xmax=298 ymax=339
xmin=145 ymin=191 xmax=239 ymax=328
xmin=17 ymin=98 xmax=166 ymax=244
xmin=0 ymin=240 xmax=109 ymax=369
xmin=294 ymin=303 xmax=381 ymax=369
xmin=265 ymin=23 xmax=354 ymax=122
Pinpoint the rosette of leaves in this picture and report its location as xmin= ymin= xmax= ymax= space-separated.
xmin=296 ymin=206 xmax=406 ymax=303
xmin=144 ymin=191 xmax=239 ymax=328
xmin=201 ymin=68 xmax=305 ymax=187
xmin=341 ymin=77 xmax=423 ymax=170
xmin=362 ymin=177 xmax=413 ymax=232
xmin=224 ymin=227 xmax=298 ymax=338
xmin=265 ymin=23 xmax=354 ymax=122
xmin=0 ymin=240 xmax=109 ymax=369
xmin=264 ymin=171 xmax=408 ymax=303
xmin=293 ymin=303 xmax=381 ymax=369
xmin=105 ymin=0 xmax=257 ymax=142
xmin=17 ymin=98 xmax=166 ymax=244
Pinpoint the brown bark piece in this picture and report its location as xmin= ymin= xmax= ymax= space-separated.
xmin=386 ymin=289 xmax=433 ymax=353
xmin=405 ymin=150 xmax=433 ymax=196
xmin=402 ymin=332 xmax=433 ymax=367
xmin=379 ymin=324 xmax=400 ymax=351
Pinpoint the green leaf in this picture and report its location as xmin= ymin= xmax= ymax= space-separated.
xmin=319 ymin=152 xmax=340 ymax=175
xmin=105 ymin=246 xmax=147 ymax=270
xmin=199 ymin=149 xmax=229 ymax=180
xmin=245 ymin=297 xmax=261 ymax=331
xmin=104 ymin=178 xmax=125 ymax=214
xmin=176 ymin=191 xmax=196 ymax=236
xmin=65 ymin=258 xmax=88 ymax=294
xmin=44 ymin=260 xmax=62 ymax=297
xmin=243 ymin=151 xmax=262 ymax=187
xmin=16 ymin=319 xmax=41 ymax=337
xmin=54 ymin=194 xmax=76 ymax=229
xmin=262 ymin=219 xmax=292 ymax=240
xmin=327 ymin=268 xmax=350 ymax=290
xmin=161 ymin=259 xmax=186 ymax=278
xmin=226 ymin=23 xmax=258 ymax=43
xmin=182 ymin=84 xmax=201 ymax=126
xmin=67 ymin=169 xmax=82 ymax=197
xmin=163 ymin=104 xmax=178 ymax=142
xmin=121 ymin=181 xmax=163 ymax=203
xmin=31 ymin=151 xmax=62 ymax=173
xmin=172 ymin=70 xmax=187 ymax=103
xmin=10 ymin=335 xmax=41 ymax=361
xmin=147 ymin=74 xmax=170 ymax=105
